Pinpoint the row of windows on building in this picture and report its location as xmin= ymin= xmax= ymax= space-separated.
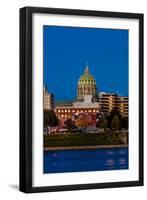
xmin=78 ymin=79 xmax=96 ymax=84
xmin=56 ymin=108 xmax=99 ymax=114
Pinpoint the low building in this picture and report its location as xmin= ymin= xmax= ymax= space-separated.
xmin=55 ymin=106 xmax=99 ymax=120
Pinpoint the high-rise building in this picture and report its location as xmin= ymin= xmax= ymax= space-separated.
xmin=99 ymin=92 xmax=117 ymax=115
xmin=43 ymin=86 xmax=54 ymax=110
xmin=116 ymin=96 xmax=128 ymax=117
xmin=99 ymin=92 xmax=128 ymax=117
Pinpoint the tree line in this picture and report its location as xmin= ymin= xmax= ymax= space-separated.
xmin=44 ymin=108 xmax=128 ymax=132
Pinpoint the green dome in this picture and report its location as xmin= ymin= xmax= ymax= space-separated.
xmin=78 ymin=66 xmax=96 ymax=85
xmin=77 ymin=64 xmax=98 ymax=98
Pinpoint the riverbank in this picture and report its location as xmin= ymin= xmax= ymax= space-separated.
xmin=44 ymin=132 xmax=128 ymax=148
xmin=44 ymin=144 xmax=128 ymax=151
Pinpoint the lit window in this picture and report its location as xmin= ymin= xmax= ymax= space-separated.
xmin=61 ymin=115 xmax=64 ymax=118
xmin=93 ymin=109 xmax=96 ymax=112
xmin=58 ymin=110 xmax=60 ymax=113
xmin=65 ymin=110 xmax=67 ymax=113
xmin=68 ymin=110 xmax=70 ymax=113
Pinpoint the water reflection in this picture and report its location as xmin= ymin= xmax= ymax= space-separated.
xmin=119 ymin=158 xmax=126 ymax=165
xmin=107 ymin=151 xmax=114 ymax=155
xmin=53 ymin=153 xmax=57 ymax=157
xmin=106 ymin=159 xmax=115 ymax=166
xmin=118 ymin=150 xmax=126 ymax=155
xmin=44 ymin=147 xmax=128 ymax=173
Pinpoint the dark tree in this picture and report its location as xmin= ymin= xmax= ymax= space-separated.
xmin=121 ymin=117 xmax=128 ymax=129
xmin=111 ymin=115 xmax=121 ymax=130
xmin=96 ymin=113 xmax=108 ymax=130
xmin=107 ymin=108 xmax=122 ymax=129
xmin=64 ymin=119 xmax=76 ymax=131
xmin=44 ymin=110 xmax=58 ymax=128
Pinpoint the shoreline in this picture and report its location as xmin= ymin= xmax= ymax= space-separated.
xmin=44 ymin=144 xmax=128 ymax=151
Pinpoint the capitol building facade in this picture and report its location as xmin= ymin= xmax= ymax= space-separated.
xmin=44 ymin=64 xmax=128 ymax=122
xmin=54 ymin=65 xmax=100 ymax=120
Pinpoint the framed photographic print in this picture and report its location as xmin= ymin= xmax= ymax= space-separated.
xmin=19 ymin=7 xmax=144 ymax=193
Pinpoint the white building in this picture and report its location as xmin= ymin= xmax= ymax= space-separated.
xmin=43 ymin=86 xmax=54 ymax=110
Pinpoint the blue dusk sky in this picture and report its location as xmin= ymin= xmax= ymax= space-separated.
xmin=43 ymin=25 xmax=128 ymax=100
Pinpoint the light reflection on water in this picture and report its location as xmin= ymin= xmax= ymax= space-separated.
xmin=118 ymin=150 xmax=126 ymax=155
xmin=105 ymin=158 xmax=127 ymax=167
xmin=53 ymin=153 xmax=57 ymax=157
xmin=44 ymin=147 xmax=128 ymax=173
xmin=107 ymin=151 xmax=114 ymax=155
xmin=106 ymin=159 xmax=115 ymax=166
xmin=119 ymin=158 xmax=126 ymax=165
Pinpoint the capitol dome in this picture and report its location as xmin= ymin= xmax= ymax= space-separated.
xmin=77 ymin=64 xmax=97 ymax=100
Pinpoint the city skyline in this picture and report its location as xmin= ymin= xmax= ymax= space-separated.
xmin=44 ymin=25 xmax=128 ymax=100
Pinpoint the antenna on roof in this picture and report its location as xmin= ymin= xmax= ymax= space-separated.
xmin=85 ymin=62 xmax=90 ymax=74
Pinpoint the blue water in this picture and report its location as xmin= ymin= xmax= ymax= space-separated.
xmin=44 ymin=147 xmax=128 ymax=173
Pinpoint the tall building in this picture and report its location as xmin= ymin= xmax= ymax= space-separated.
xmin=43 ymin=86 xmax=54 ymax=110
xmin=116 ymin=96 xmax=128 ymax=117
xmin=99 ymin=92 xmax=128 ymax=117
xmin=99 ymin=92 xmax=117 ymax=115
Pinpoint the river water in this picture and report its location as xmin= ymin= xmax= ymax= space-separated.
xmin=44 ymin=147 xmax=128 ymax=173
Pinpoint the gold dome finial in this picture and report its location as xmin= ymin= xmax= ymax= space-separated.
xmin=85 ymin=62 xmax=90 ymax=74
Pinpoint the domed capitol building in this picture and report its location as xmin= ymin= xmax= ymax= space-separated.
xmin=44 ymin=64 xmax=128 ymax=121
xmin=54 ymin=64 xmax=100 ymax=120
xmin=77 ymin=65 xmax=97 ymax=100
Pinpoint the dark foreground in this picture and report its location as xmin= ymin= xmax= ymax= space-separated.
xmin=44 ymin=132 xmax=128 ymax=147
xmin=43 ymin=147 xmax=128 ymax=173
